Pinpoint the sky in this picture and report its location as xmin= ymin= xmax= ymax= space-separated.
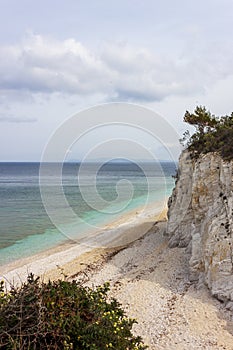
xmin=1 ymin=0 xmax=233 ymax=161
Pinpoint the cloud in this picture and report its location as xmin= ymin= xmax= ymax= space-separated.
xmin=0 ymin=33 xmax=233 ymax=102
xmin=0 ymin=115 xmax=37 ymax=123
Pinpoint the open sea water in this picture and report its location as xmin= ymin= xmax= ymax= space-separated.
xmin=0 ymin=161 xmax=176 ymax=266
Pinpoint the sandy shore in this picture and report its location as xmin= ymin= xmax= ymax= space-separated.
xmin=1 ymin=204 xmax=233 ymax=349
xmin=81 ymin=221 xmax=233 ymax=350
xmin=0 ymin=202 xmax=167 ymax=287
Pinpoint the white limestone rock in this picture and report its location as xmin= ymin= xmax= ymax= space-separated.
xmin=166 ymin=151 xmax=233 ymax=302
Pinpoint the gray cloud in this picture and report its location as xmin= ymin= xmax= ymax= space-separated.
xmin=0 ymin=115 xmax=37 ymax=123
xmin=0 ymin=34 xmax=233 ymax=102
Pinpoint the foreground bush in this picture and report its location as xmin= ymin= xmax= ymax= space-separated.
xmin=0 ymin=274 xmax=147 ymax=349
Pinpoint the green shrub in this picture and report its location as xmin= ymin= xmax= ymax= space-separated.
xmin=181 ymin=106 xmax=233 ymax=160
xmin=0 ymin=274 xmax=147 ymax=349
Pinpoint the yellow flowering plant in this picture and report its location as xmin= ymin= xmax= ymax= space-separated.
xmin=0 ymin=274 xmax=147 ymax=349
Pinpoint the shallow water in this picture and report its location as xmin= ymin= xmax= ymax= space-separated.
xmin=0 ymin=161 xmax=176 ymax=265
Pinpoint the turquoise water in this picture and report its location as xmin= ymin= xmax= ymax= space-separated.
xmin=0 ymin=162 xmax=176 ymax=266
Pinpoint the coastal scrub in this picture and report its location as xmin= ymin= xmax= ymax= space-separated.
xmin=0 ymin=274 xmax=147 ymax=349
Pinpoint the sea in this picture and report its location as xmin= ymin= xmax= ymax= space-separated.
xmin=0 ymin=161 xmax=176 ymax=266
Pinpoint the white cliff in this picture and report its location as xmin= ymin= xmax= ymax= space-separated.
xmin=166 ymin=151 xmax=233 ymax=304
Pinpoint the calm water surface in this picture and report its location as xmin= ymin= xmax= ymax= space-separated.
xmin=0 ymin=162 xmax=176 ymax=265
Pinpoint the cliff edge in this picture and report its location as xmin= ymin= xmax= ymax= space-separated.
xmin=166 ymin=151 xmax=233 ymax=304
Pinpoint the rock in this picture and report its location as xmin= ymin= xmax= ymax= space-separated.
xmin=226 ymin=301 xmax=233 ymax=311
xmin=166 ymin=150 xmax=233 ymax=302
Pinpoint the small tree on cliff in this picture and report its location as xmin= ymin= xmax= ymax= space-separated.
xmin=184 ymin=106 xmax=218 ymax=135
xmin=181 ymin=106 xmax=233 ymax=160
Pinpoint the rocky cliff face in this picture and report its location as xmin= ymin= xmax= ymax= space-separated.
xmin=166 ymin=151 xmax=233 ymax=304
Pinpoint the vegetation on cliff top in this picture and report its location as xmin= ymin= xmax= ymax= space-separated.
xmin=0 ymin=274 xmax=147 ymax=350
xmin=181 ymin=106 xmax=233 ymax=160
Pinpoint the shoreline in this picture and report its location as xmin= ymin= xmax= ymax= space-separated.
xmin=1 ymin=200 xmax=233 ymax=348
xmin=0 ymin=201 xmax=167 ymax=287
